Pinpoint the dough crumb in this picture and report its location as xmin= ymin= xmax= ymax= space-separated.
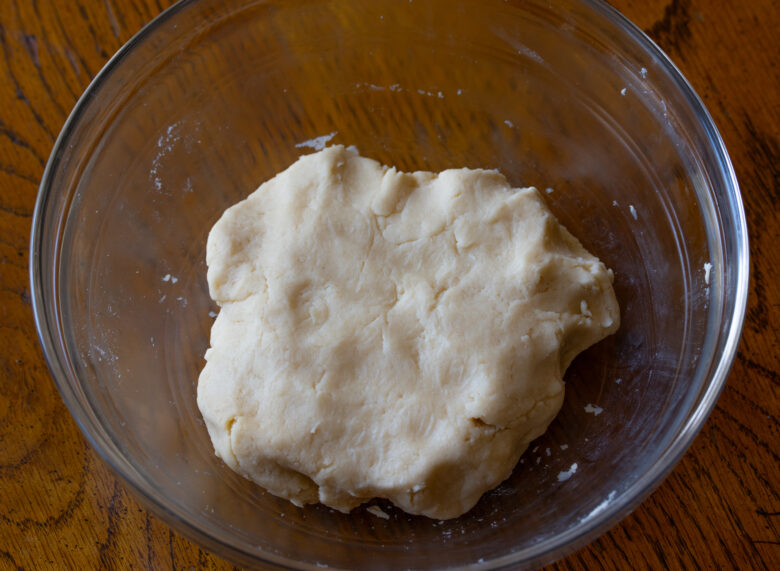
xmin=295 ymin=131 xmax=337 ymax=151
xmin=585 ymin=403 xmax=604 ymax=416
xmin=557 ymin=463 xmax=578 ymax=482
xmin=366 ymin=505 xmax=390 ymax=520
xmin=198 ymin=146 xmax=619 ymax=519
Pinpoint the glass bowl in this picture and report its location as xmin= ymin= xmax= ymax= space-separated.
xmin=30 ymin=0 xmax=748 ymax=568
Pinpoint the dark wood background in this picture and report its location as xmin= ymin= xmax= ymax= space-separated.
xmin=1 ymin=0 xmax=777 ymax=568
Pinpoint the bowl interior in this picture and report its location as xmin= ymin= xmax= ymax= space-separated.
xmin=35 ymin=0 xmax=742 ymax=568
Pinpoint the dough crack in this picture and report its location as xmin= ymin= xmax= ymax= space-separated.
xmin=469 ymin=417 xmax=507 ymax=433
xmin=225 ymin=416 xmax=239 ymax=466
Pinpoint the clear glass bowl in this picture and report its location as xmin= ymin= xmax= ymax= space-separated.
xmin=30 ymin=0 xmax=748 ymax=568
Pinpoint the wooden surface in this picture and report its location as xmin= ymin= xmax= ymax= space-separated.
xmin=1 ymin=0 xmax=777 ymax=568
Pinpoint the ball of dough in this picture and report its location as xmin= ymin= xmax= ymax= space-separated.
xmin=198 ymin=146 xmax=619 ymax=519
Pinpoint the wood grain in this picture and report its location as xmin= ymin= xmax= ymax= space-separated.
xmin=1 ymin=0 xmax=777 ymax=569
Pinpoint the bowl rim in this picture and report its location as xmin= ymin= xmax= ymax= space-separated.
xmin=29 ymin=0 xmax=749 ymax=568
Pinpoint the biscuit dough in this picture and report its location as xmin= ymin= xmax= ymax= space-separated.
xmin=198 ymin=146 xmax=619 ymax=519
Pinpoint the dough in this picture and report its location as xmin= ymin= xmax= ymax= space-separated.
xmin=198 ymin=146 xmax=619 ymax=519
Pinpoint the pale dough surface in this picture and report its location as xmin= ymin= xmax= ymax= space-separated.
xmin=198 ymin=146 xmax=619 ymax=519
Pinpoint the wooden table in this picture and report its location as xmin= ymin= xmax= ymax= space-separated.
xmin=1 ymin=0 xmax=777 ymax=568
